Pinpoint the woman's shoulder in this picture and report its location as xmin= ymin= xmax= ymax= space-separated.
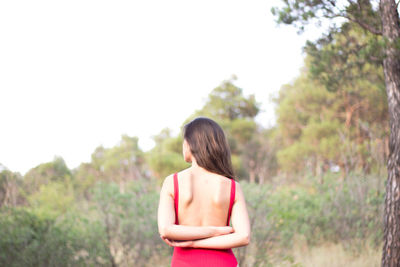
xmin=161 ymin=169 xmax=190 ymax=189
xmin=232 ymin=179 xmax=246 ymax=203
xmin=163 ymin=167 xmax=189 ymax=179
xmin=171 ymin=168 xmax=191 ymax=179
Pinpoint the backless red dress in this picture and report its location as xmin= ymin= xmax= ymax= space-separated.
xmin=171 ymin=172 xmax=238 ymax=267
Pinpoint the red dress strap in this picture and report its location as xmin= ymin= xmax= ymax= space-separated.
xmin=173 ymin=172 xmax=179 ymax=224
xmin=226 ymin=179 xmax=236 ymax=226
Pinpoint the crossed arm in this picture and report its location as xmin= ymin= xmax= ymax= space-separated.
xmin=157 ymin=174 xmax=251 ymax=249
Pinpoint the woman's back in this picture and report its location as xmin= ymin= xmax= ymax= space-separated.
xmin=171 ymin=169 xmax=238 ymax=267
xmin=176 ymin=168 xmax=235 ymax=227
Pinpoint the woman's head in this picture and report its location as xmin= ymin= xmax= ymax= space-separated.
xmin=182 ymin=117 xmax=235 ymax=180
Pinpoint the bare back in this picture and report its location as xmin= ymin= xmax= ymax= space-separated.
xmin=175 ymin=168 xmax=235 ymax=227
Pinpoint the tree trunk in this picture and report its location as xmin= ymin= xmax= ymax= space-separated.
xmin=380 ymin=0 xmax=400 ymax=266
xmin=105 ymin=215 xmax=118 ymax=267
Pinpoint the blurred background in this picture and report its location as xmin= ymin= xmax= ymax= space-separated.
xmin=0 ymin=0 xmax=389 ymax=266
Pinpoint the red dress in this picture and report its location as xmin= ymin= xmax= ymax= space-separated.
xmin=171 ymin=172 xmax=238 ymax=267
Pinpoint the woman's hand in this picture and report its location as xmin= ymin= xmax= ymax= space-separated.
xmin=212 ymin=226 xmax=234 ymax=236
xmin=161 ymin=236 xmax=194 ymax=248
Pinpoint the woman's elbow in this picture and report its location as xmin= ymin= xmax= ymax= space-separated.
xmin=241 ymin=233 xmax=250 ymax=246
xmin=159 ymin=226 xmax=169 ymax=238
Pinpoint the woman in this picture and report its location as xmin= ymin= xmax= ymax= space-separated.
xmin=157 ymin=117 xmax=251 ymax=267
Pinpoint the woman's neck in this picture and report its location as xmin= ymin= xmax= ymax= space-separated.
xmin=190 ymin=159 xmax=208 ymax=174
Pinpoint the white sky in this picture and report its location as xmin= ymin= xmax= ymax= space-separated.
xmin=0 ymin=0 xmax=321 ymax=175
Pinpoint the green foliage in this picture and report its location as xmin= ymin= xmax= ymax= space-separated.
xmin=0 ymin=168 xmax=23 ymax=207
xmin=0 ymin=159 xmax=384 ymax=267
xmin=271 ymin=1 xmax=380 ymax=34
xmin=23 ymin=156 xmax=71 ymax=195
xmin=199 ymin=78 xmax=260 ymax=121
xmin=267 ymin=172 xmax=384 ymax=248
xmin=90 ymin=135 xmax=146 ymax=181
xmin=146 ymin=79 xmax=266 ymax=182
xmin=277 ymin=142 xmax=311 ymax=173
xmin=185 ymin=78 xmax=265 ymax=181
xmin=146 ymin=128 xmax=190 ymax=180
xmin=273 ymin=21 xmax=388 ymax=175
xmin=0 ymin=179 xmax=169 ymax=267
xmin=27 ymin=181 xmax=75 ymax=220
xmin=0 ymin=207 xmax=105 ymax=267
xmin=234 ymin=182 xmax=276 ymax=265
xmin=88 ymin=179 xmax=168 ymax=266
xmin=274 ymin=71 xmax=341 ymax=174
xmin=233 ymin=172 xmax=384 ymax=265
xmin=230 ymin=118 xmax=257 ymax=147
xmin=270 ymin=0 xmax=389 ymax=177
xmin=304 ymin=22 xmax=384 ymax=92
xmin=73 ymin=134 xmax=148 ymax=199
xmin=72 ymin=162 xmax=98 ymax=200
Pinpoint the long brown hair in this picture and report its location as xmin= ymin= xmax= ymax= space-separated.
xmin=183 ymin=117 xmax=235 ymax=180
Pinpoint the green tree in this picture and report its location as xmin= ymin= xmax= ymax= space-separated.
xmin=146 ymin=128 xmax=190 ymax=181
xmin=74 ymin=134 xmax=147 ymax=195
xmin=27 ymin=181 xmax=75 ymax=220
xmin=0 ymin=167 xmax=23 ymax=207
xmin=241 ymin=127 xmax=279 ymax=183
xmin=273 ymin=49 xmax=387 ymax=178
xmin=0 ymin=207 xmax=102 ymax=267
xmin=272 ymin=0 xmax=400 ymax=264
xmin=91 ymin=180 xmax=165 ymax=266
xmin=23 ymin=156 xmax=71 ymax=196
xmin=198 ymin=77 xmax=260 ymax=121
xmin=147 ymin=79 xmax=265 ymax=182
xmin=185 ymin=78 xmax=263 ymax=181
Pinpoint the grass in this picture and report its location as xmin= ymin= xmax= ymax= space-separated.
xmin=273 ymin=237 xmax=382 ymax=267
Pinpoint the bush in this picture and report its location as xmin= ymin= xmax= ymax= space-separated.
xmin=0 ymin=172 xmax=384 ymax=266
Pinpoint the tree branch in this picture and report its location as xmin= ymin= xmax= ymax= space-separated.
xmin=323 ymin=0 xmax=347 ymax=17
xmin=319 ymin=2 xmax=380 ymax=36
xmin=344 ymin=15 xmax=382 ymax=35
xmin=326 ymin=0 xmax=336 ymax=7
xmin=322 ymin=11 xmax=382 ymax=35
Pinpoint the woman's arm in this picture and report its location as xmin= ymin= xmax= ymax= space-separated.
xmin=161 ymin=225 xmax=233 ymax=241
xmin=157 ymin=174 xmax=233 ymax=241
xmin=165 ymin=181 xmax=251 ymax=249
